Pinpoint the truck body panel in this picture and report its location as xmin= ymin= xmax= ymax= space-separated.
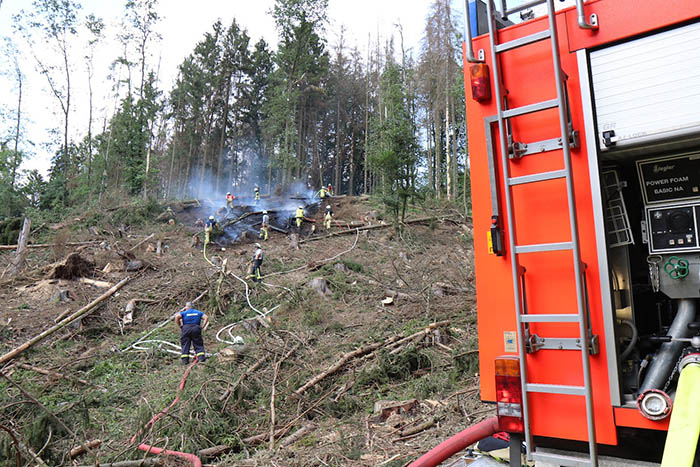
xmin=464 ymin=0 xmax=700 ymax=454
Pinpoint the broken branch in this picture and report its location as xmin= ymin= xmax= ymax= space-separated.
xmin=16 ymin=363 xmax=91 ymax=386
xmin=128 ymin=233 xmax=154 ymax=252
xmin=294 ymin=342 xmax=386 ymax=396
xmin=70 ymin=439 xmax=102 ymax=459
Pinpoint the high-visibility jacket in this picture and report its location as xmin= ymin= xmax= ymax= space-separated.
xmin=318 ymin=188 xmax=326 ymax=198
xmin=295 ymin=207 xmax=304 ymax=219
xmin=262 ymin=214 xmax=269 ymax=226
xmin=254 ymin=189 xmax=260 ymax=200
xmin=226 ymin=194 xmax=234 ymax=202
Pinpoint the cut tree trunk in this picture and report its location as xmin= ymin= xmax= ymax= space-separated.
xmin=8 ymin=217 xmax=30 ymax=277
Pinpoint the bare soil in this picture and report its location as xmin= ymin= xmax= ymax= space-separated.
xmin=0 ymin=196 xmax=489 ymax=467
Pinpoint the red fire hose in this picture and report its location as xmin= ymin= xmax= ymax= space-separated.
xmin=409 ymin=416 xmax=500 ymax=467
xmin=130 ymin=360 xmax=203 ymax=467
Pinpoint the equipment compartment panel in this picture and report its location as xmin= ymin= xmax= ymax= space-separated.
xmin=637 ymin=153 xmax=700 ymax=205
xmin=646 ymin=204 xmax=700 ymax=254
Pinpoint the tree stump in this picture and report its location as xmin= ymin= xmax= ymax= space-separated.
xmin=9 ymin=218 xmax=31 ymax=277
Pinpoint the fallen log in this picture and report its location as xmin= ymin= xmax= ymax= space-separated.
xmin=386 ymin=320 xmax=451 ymax=354
xmin=221 ymin=211 xmax=256 ymax=229
xmin=242 ymin=428 xmax=287 ymax=446
xmin=78 ymin=277 xmax=112 ymax=288
xmin=295 ymin=322 xmax=451 ymax=396
xmin=279 ymin=424 xmax=316 ymax=447
xmin=197 ymin=445 xmax=230 ymax=458
xmin=69 ymin=439 xmax=102 ymax=459
xmin=0 ymin=241 xmax=101 ymax=251
xmin=294 ymin=341 xmax=389 ymax=396
xmin=0 ymin=276 xmax=131 ymax=365
xmin=300 ymin=216 xmax=453 ymax=244
xmin=394 ymin=417 xmax=437 ymax=440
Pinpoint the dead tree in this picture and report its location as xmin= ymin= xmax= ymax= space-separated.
xmin=9 ymin=217 xmax=31 ymax=277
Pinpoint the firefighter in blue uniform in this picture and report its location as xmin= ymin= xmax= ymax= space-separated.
xmin=175 ymin=302 xmax=209 ymax=365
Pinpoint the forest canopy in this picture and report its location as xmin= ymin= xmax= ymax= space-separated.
xmin=0 ymin=0 xmax=468 ymax=223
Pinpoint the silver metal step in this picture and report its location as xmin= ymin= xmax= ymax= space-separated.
xmin=520 ymin=313 xmax=579 ymax=323
xmin=508 ymin=169 xmax=567 ymax=186
xmin=515 ymin=241 xmax=573 ymax=254
xmin=532 ymin=450 xmax=593 ymax=467
xmin=502 ymin=99 xmax=558 ymax=119
xmin=495 ymin=30 xmax=551 ymax=53
xmin=527 ymin=383 xmax=586 ymax=395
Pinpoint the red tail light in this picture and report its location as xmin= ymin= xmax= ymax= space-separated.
xmin=470 ymin=63 xmax=491 ymax=102
xmin=495 ymin=356 xmax=524 ymax=433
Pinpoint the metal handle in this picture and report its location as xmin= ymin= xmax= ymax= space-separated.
xmin=463 ymin=0 xmax=484 ymax=63
xmin=575 ymin=0 xmax=598 ymax=30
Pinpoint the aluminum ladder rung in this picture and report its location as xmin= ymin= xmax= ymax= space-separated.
xmin=502 ymin=98 xmax=558 ymax=119
xmin=484 ymin=0 xmax=598 ymax=464
xmin=531 ymin=451 xmax=593 ymax=467
xmin=527 ymin=383 xmax=586 ymax=396
xmin=508 ymin=169 xmax=567 ymax=186
xmin=495 ymin=30 xmax=551 ymax=53
xmin=515 ymin=241 xmax=573 ymax=254
xmin=519 ymin=313 xmax=579 ymax=323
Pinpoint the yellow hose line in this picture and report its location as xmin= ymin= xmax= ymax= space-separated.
xmin=203 ymin=240 xmax=215 ymax=267
xmin=661 ymin=363 xmax=700 ymax=467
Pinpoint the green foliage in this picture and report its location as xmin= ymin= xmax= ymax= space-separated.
xmin=0 ymin=217 xmax=22 ymax=244
xmin=367 ymin=63 xmax=419 ymax=223
xmin=323 ymin=395 xmax=362 ymax=418
xmin=110 ymin=197 xmax=161 ymax=226
xmin=303 ymin=308 xmax=325 ymax=326
xmin=356 ymin=346 xmax=431 ymax=387
xmin=337 ymin=259 xmax=363 ymax=273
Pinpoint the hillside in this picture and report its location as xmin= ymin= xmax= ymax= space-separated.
xmin=0 ymin=196 xmax=488 ymax=467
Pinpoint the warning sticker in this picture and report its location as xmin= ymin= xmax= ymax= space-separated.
xmin=638 ymin=154 xmax=700 ymax=204
xmin=504 ymin=331 xmax=517 ymax=353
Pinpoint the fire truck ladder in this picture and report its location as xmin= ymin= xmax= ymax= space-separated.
xmin=481 ymin=1 xmax=599 ymax=466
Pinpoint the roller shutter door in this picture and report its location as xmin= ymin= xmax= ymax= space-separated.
xmin=590 ymin=21 xmax=700 ymax=151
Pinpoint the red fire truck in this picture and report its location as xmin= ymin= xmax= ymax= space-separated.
xmin=415 ymin=1 xmax=700 ymax=466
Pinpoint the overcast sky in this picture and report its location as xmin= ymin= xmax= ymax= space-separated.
xmin=0 ymin=0 xmax=451 ymax=176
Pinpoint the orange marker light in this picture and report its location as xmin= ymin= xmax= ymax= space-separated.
xmin=470 ymin=63 xmax=491 ymax=102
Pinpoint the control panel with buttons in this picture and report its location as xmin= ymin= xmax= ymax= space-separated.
xmin=646 ymin=204 xmax=700 ymax=253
